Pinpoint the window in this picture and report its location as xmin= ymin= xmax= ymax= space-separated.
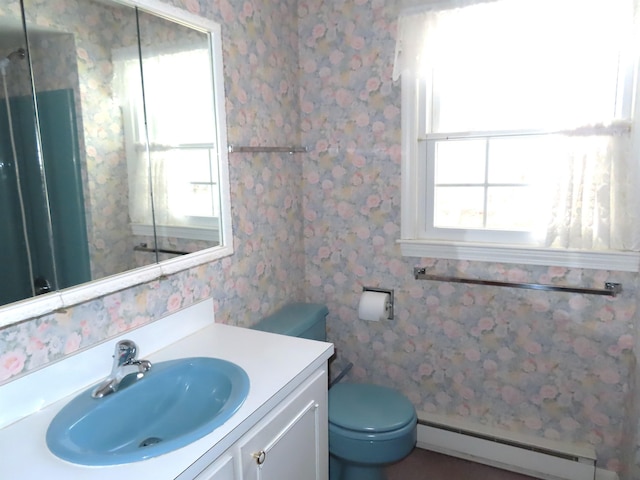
xmin=116 ymin=43 xmax=220 ymax=241
xmin=395 ymin=0 xmax=640 ymax=270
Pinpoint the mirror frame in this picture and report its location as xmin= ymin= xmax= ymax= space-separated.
xmin=0 ymin=0 xmax=233 ymax=328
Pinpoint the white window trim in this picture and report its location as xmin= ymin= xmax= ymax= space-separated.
xmin=398 ymin=239 xmax=640 ymax=272
xmin=399 ymin=68 xmax=640 ymax=272
xmin=131 ymin=222 xmax=220 ymax=242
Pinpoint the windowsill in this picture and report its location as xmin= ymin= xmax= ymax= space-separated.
xmin=132 ymin=223 xmax=219 ymax=242
xmin=398 ymin=239 xmax=640 ymax=272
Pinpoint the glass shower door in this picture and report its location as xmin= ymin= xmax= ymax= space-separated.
xmin=0 ymin=95 xmax=36 ymax=304
xmin=0 ymin=67 xmax=90 ymax=304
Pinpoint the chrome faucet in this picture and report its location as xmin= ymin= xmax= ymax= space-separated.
xmin=91 ymin=340 xmax=152 ymax=398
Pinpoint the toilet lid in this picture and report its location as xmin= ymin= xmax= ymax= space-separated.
xmin=329 ymin=383 xmax=416 ymax=433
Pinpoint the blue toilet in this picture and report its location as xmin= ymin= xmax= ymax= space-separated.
xmin=252 ymin=303 xmax=417 ymax=480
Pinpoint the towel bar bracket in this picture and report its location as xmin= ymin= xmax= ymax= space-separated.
xmin=605 ymin=282 xmax=623 ymax=296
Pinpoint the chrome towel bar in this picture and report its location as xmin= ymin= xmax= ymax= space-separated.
xmin=134 ymin=243 xmax=188 ymax=256
xmin=413 ymin=268 xmax=622 ymax=297
xmin=228 ymin=145 xmax=307 ymax=154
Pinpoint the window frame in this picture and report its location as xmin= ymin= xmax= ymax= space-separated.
xmin=398 ymin=24 xmax=640 ymax=272
xmin=422 ymin=132 xmax=545 ymax=245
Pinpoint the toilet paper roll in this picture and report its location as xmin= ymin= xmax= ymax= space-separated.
xmin=358 ymin=291 xmax=390 ymax=322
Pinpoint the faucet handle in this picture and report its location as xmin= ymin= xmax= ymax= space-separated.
xmin=137 ymin=359 xmax=152 ymax=373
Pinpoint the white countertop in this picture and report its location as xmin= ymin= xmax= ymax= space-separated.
xmin=0 ymin=299 xmax=334 ymax=479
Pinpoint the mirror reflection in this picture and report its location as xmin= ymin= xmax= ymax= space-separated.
xmin=0 ymin=0 xmax=223 ymax=307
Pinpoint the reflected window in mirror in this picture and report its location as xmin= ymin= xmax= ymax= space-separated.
xmin=117 ymin=11 xmax=221 ymax=254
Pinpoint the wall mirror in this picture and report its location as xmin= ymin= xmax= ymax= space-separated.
xmin=0 ymin=0 xmax=232 ymax=327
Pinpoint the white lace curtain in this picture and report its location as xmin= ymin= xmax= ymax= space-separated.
xmin=394 ymin=0 xmax=640 ymax=251
xmin=114 ymin=47 xmax=215 ymax=228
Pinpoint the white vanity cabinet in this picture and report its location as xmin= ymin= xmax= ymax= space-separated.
xmin=195 ymin=453 xmax=236 ymax=480
xmin=238 ymin=367 xmax=328 ymax=480
xmin=0 ymin=302 xmax=334 ymax=480
xmin=194 ymin=367 xmax=328 ymax=480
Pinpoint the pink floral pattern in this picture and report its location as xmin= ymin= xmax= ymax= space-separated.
xmin=297 ymin=0 xmax=639 ymax=476
xmin=0 ymin=0 xmax=639 ymax=477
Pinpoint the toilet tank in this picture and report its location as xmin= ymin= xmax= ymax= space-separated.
xmin=251 ymin=303 xmax=328 ymax=341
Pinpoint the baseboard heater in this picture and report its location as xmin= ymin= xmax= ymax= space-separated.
xmin=416 ymin=412 xmax=618 ymax=480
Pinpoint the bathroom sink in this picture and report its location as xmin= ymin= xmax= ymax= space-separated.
xmin=46 ymin=357 xmax=250 ymax=465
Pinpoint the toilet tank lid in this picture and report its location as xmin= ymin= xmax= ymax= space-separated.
xmin=251 ymin=303 xmax=328 ymax=337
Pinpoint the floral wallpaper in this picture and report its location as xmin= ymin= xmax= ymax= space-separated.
xmin=297 ymin=0 xmax=640 ymax=477
xmin=1 ymin=0 xmax=640 ymax=478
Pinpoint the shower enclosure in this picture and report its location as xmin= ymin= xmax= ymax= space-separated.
xmin=0 ymin=45 xmax=90 ymax=305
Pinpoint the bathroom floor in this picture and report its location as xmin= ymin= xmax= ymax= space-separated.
xmin=385 ymin=448 xmax=540 ymax=480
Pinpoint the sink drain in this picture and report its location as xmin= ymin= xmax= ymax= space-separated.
xmin=139 ymin=437 xmax=162 ymax=448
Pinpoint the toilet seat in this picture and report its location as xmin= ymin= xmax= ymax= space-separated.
xmin=329 ymin=383 xmax=416 ymax=433
xmin=328 ymin=383 xmax=417 ymax=469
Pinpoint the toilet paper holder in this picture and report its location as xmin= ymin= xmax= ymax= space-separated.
xmin=362 ymin=286 xmax=394 ymax=320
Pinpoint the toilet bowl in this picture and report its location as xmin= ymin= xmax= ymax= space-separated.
xmin=252 ymin=303 xmax=417 ymax=480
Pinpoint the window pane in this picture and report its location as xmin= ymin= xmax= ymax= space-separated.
xmin=431 ymin=0 xmax=631 ymax=132
xmin=487 ymin=137 xmax=554 ymax=184
xmin=434 ymin=187 xmax=484 ymax=228
xmin=187 ymin=149 xmax=218 ymax=184
xmin=435 ymin=140 xmax=485 ymax=184
xmin=187 ymin=184 xmax=216 ymax=218
xmin=177 ymin=149 xmax=219 ymax=218
xmin=486 ymin=186 xmax=537 ymax=230
xmin=152 ymin=148 xmax=219 ymax=224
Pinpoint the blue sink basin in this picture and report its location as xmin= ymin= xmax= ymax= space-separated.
xmin=46 ymin=357 xmax=250 ymax=465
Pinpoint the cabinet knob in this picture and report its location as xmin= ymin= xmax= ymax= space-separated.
xmin=252 ymin=450 xmax=266 ymax=465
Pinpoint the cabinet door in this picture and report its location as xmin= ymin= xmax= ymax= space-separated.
xmin=239 ymin=369 xmax=328 ymax=480
xmin=194 ymin=453 xmax=236 ymax=480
